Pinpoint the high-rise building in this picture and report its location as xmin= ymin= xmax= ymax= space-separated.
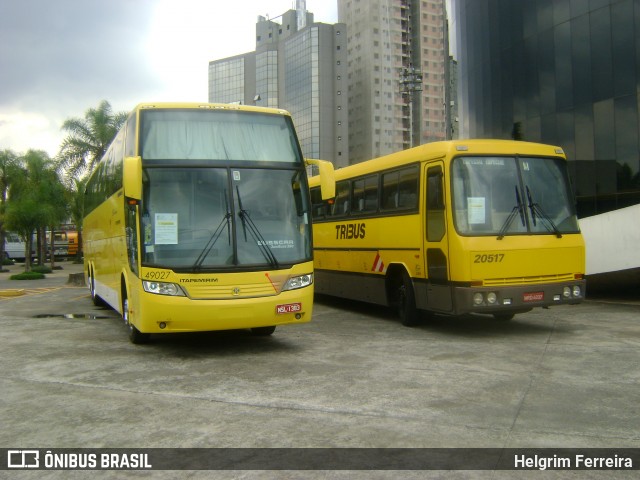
xmin=338 ymin=0 xmax=448 ymax=163
xmin=209 ymin=2 xmax=348 ymax=167
xmin=451 ymin=0 xmax=640 ymax=285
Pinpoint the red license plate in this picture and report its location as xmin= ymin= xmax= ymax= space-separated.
xmin=276 ymin=303 xmax=302 ymax=314
xmin=523 ymin=291 xmax=544 ymax=302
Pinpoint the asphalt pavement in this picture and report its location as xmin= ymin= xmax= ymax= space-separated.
xmin=0 ymin=260 xmax=638 ymax=479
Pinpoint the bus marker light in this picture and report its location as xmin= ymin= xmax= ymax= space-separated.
xmin=159 ymin=322 xmax=167 ymax=329
xmin=276 ymin=303 xmax=302 ymax=314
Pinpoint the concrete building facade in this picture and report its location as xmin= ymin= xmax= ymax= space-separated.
xmin=209 ymin=3 xmax=348 ymax=167
xmin=338 ymin=0 xmax=448 ymax=163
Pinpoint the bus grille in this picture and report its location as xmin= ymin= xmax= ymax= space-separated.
xmin=483 ymin=273 xmax=575 ymax=287
xmin=183 ymin=282 xmax=280 ymax=300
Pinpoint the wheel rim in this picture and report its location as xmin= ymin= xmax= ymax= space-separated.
xmin=123 ymin=298 xmax=130 ymax=328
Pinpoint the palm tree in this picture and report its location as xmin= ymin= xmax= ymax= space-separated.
xmin=0 ymin=149 xmax=21 ymax=263
xmin=57 ymin=100 xmax=128 ymax=180
xmin=5 ymin=150 xmax=68 ymax=272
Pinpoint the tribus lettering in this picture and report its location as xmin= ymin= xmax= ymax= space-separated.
xmin=335 ymin=223 xmax=366 ymax=239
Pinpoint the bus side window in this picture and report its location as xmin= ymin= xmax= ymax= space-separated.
xmin=382 ymin=166 xmax=418 ymax=211
xmin=426 ymin=166 xmax=445 ymax=242
xmin=352 ymin=175 xmax=378 ymax=213
xmin=331 ymin=181 xmax=350 ymax=216
xmin=309 ymin=187 xmax=326 ymax=219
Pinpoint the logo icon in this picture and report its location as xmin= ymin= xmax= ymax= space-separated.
xmin=8 ymin=450 xmax=39 ymax=469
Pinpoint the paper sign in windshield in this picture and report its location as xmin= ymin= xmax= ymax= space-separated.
xmin=467 ymin=197 xmax=486 ymax=224
xmin=155 ymin=213 xmax=178 ymax=244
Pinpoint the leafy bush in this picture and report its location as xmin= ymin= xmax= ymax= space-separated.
xmin=31 ymin=265 xmax=52 ymax=274
xmin=10 ymin=271 xmax=45 ymax=280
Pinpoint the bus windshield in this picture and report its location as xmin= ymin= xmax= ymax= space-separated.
xmin=451 ymin=156 xmax=579 ymax=237
xmin=140 ymin=109 xmax=301 ymax=162
xmin=140 ymin=167 xmax=311 ymax=270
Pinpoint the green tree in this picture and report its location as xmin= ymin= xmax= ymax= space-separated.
xmin=68 ymin=177 xmax=87 ymax=260
xmin=5 ymin=150 xmax=68 ymax=272
xmin=57 ymin=100 xmax=128 ymax=180
xmin=0 ymin=149 xmax=22 ymax=264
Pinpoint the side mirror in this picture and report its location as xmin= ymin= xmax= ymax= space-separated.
xmin=305 ymin=159 xmax=335 ymax=200
xmin=123 ymin=156 xmax=142 ymax=200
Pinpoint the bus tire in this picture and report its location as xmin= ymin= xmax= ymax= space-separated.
xmin=397 ymin=271 xmax=419 ymax=327
xmin=123 ymin=296 xmax=150 ymax=344
xmin=88 ymin=267 xmax=103 ymax=306
xmin=251 ymin=326 xmax=276 ymax=336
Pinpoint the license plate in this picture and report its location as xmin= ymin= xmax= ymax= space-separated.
xmin=276 ymin=303 xmax=302 ymax=314
xmin=523 ymin=291 xmax=544 ymax=302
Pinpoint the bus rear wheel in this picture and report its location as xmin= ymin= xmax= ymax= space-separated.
xmin=123 ymin=297 xmax=150 ymax=344
xmin=88 ymin=267 xmax=103 ymax=306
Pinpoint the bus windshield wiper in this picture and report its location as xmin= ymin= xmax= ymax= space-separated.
xmin=235 ymin=186 xmax=280 ymax=268
xmin=192 ymin=191 xmax=232 ymax=270
xmin=526 ymin=186 xmax=562 ymax=238
xmin=497 ymin=186 xmax=525 ymax=240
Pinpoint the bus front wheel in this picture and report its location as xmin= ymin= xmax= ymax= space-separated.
xmin=397 ymin=271 xmax=419 ymax=327
xmin=123 ymin=296 xmax=150 ymax=344
xmin=251 ymin=326 xmax=276 ymax=336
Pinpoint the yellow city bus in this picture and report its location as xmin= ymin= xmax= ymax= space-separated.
xmin=308 ymin=139 xmax=585 ymax=325
xmin=84 ymin=102 xmax=333 ymax=343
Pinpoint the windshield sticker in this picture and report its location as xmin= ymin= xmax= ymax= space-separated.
xmin=467 ymin=197 xmax=486 ymax=224
xmin=257 ymin=239 xmax=295 ymax=249
xmin=155 ymin=213 xmax=178 ymax=245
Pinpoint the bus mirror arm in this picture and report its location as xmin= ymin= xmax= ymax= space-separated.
xmin=123 ymin=156 xmax=143 ymax=200
xmin=305 ymin=159 xmax=336 ymax=200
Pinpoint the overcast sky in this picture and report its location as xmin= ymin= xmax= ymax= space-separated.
xmin=0 ymin=0 xmax=338 ymax=157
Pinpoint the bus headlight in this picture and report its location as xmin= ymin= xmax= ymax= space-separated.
xmin=473 ymin=293 xmax=484 ymax=306
xmin=563 ymin=286 xmax=572 ymax=298
xmin=486 ymin=292 xmax=497 ymax=305
xmin=572 ymin=285 xmax=582 ymax=298
xmin=143 ymin=281 xmax=185 ymax=296
xmin=283 ymin=273 xmax=313 ymax=291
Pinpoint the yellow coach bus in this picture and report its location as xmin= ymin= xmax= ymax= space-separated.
xmin=84 ymin=102 xmax=333 ymax=343
xmin=309 ymin=139 xmax=585 ymax=325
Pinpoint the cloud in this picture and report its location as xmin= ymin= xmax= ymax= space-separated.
xmin=0 ymin=0 xmax=160 ymax=111
xmin=0 ymin=0 xmax=337 ymax=156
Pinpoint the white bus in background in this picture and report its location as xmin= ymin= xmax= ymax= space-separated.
xmin=3 ymin=232 xmax=34 ymax=262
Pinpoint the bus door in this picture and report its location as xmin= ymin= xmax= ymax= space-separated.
xmin=423 ymin=161 xmax=452 ymax=312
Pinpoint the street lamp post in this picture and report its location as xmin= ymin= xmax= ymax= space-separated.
xmin=400 ymin=67 xmax=423 ymax=148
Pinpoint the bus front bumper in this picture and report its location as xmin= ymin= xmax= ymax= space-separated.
xmin=133 ymin=287 xmax=314 ymax=333
xmin=452 ymin=280 xmax=586 ymax=316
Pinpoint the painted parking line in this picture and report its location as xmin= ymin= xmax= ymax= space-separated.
xmin=0 ymin=286 xmax=62 ymax=300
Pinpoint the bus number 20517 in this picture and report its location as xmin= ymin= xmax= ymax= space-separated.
xmin=474 ymin=253 xmax=505 ymax=263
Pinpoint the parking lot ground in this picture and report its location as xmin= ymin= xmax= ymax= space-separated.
xmin=0 ymin=262 xmax=639 ymax=479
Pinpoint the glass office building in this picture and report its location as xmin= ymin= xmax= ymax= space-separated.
xmin=451 ymin=0 xmax=640 ymax=282
xmin=452 ymin=0 xmax=640 ymax=218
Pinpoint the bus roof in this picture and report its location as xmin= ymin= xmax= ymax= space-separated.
xmin=130 ymin=102 xmax=293 ymax=118
xmin=312 ymin=139 xmax=566 ymax=184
